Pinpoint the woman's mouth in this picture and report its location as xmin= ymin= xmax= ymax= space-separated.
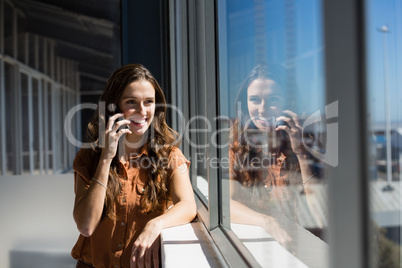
xmin=130 ymin=118 xmax=148 ymax=127
xmin=256 ymin=117 xmax=270 ymax=127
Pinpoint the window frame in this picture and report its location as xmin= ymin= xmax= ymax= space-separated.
xmin=0 ymin=0 xmax=5 ymax=175
xmin=323 ymin=0 xmax=370 ymax=267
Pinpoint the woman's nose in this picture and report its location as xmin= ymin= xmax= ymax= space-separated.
xmin=258 ymin=101 xmax=266 ymax=114
xmin=138 ymin=103 xmax=147 ymax=115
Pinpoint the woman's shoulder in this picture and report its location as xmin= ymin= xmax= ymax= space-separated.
xmin=73 ymin=147 xmax=101 ymax=174
xmin=166 ymin=146 xmax=190 ymax=170
xmin=167 ymin=146 xmax=187 ymax=158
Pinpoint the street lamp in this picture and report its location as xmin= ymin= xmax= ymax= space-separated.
xmin=377 ymin=25 xmax=393 ymax=191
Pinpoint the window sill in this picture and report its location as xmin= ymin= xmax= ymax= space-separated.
xmin=160 ymin=220 xmax=223 ymax=268
xmin=231 ymin=223 xmax=310 ymax=268
xmin=160 ymin=219 xmax=328 ymax=268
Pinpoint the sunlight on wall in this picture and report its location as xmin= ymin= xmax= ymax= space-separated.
xmin=0 ymin=174 xmax=77 ymax=268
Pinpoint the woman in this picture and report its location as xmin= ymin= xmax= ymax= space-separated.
xmin=72 ymin=64 xmax=196 ymax=268
xmin=229 ymin=64 xmax=317 ymax=243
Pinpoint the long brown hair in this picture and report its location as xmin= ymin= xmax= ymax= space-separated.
xmin=86 ymin=63 xmax=180 ymax=218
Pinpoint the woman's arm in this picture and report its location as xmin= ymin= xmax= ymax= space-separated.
xmin=276 ymin=111 xmax=318 ymax=203
xmin=130 ymin=163 xmax=196 ymax=268
xmin=229 ymin=179 xmax=291 ymax=245
xmin=73 ymin=113 xmax=131 ymax=237
xmin=73 ymin=156 xmax=112 ymax=237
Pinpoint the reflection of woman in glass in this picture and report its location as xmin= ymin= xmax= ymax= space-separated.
xmin=229 ymin=64 xmax=317 ymax=243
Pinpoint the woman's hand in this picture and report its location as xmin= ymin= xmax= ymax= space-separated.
xmin=101 ymin=113 xmax=131 ymax=160
xmin=130 ymin=219 xmax=162 ymax=268
xmin=262 ymin=215 xmax=292 ymax=245
xmin=275 ymin=110 xmax=305 ymax=156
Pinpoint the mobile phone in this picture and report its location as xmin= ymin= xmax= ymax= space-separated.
xmin=106 ymin=108 xmax=129 ymax=132
xmin=116 ymin=115 xmax=130 ymax=131
xmin=275 ymin=115 xmax=290 ymax=129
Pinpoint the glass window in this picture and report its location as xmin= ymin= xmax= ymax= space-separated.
xmin=218 ymin=0 xmax=329 ymax=266
xmin=186 ymin=0 xmax=211 ymax=205
xmin=20 ymin=72 xmax=30 ymax=174
xmin=4 ymin=1 xmax=14 ymax=57
xmin=5 ymin=62 xmax=18 ymax=175
xmin=1 ymin=0 xmax=121 ymax=175
xmin=32 ymin=77 xmax=41 ymax=174
xmin=366 ymin=0 xmax=402 ymax=267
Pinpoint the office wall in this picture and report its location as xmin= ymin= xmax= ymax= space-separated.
xmin=0 ymin=174 xmax=77 ymax=268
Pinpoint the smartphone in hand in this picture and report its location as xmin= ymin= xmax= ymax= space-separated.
xmin=116 ymin=115 xmax=130 ymax=132
xmin=106 ymin=110 xmax=130 ymax=132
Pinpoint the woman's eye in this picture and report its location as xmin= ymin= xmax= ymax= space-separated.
xmin=126 ymin=100 xmax=136 ymax=105
xmin=249 ymin=97 xmax=261 ymax=104
xmin=269 ymin=97 xmax=282 ymax=105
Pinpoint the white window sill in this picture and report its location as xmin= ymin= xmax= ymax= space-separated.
xmin=230 ymin=223 xmax=309 ymax=268
xmin=161 ymin=220 xmax=328 ymax=268
xmin=161 ymin=221 xmax=222 ymax=268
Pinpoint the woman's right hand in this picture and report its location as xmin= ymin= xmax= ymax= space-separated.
xmin=101 ymin=113 xmax=131 ymax=160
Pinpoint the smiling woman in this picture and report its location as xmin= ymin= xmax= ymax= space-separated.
xmin=118 ymin=80 xmax=156 ymax=140
xmin=72 ymin=64 xmax=197 ymax=268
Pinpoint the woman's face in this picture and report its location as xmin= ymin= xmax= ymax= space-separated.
xmin=118 ymin=80 xmax=156 ymax=140
xmin=247 ymin=79 xmax=283 ymax=130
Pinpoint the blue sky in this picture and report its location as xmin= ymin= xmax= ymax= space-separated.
xmin=366 ymin=0 xmax=402 ymax=123
xmin=223 ymin=0 xmax=401 ymax=124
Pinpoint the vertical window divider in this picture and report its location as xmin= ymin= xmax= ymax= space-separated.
xmin=24 ymin=33 xmax=28 ymax=65
xmin=12 ymin=6 xmax=17 ymax=59
xmin=179 ymin=0 xmax=189 ymax=165
xmin=215 ymin=0 xmax=231 ymax=230
xmin=15 ymin=66 xmax=22 ymax=174
xmin=168 ymin=0 xmax=178 ymax=134
xmin=323 ymin=0 xmax=370 ymax=267
xmin=49 ymin=40 xmax=54 ymax=80
xmin=34 ymin=35 xmax=39 ymax=70
xmin=75 ymin=68 xmax=81 ymax=162
xmin=69 ymin=90 xmax=73 ymax=168
xmin=27 ymin=73 xmax=34 ymax=174
xmin=51 ymin=83 xmax=57 ymax=173
xmin=63 ymin=88 xmax=68 ymax=170
xmin=0 ymin=0 xmax=6 ymax=175
xmin=0 ymin=59 xmax=5 ymax=175
xmin=188 ymin=0 xmax=210 ymax=213
xmin=38 ymin=78 xmax=44 ymax=175
xmin=43 ymin=80 xmax=49 ymax=174
xmin=0 ymin=0 xmax=3 ymax=54
xmin=43 ymin=37 xmax=48 ymax=75
xmin=179 ymin=0 xmax=189 ymax=158
xmin=204 ymin=0 xmax=219 ymax=231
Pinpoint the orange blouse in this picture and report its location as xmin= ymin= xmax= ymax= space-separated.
xmin=71 ymin=146 xmax=190 ymax=268
xmin=229 ymin=148 xmax=292 ymax=210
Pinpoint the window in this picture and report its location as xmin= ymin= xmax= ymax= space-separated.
xmin=168 ymin=0 xmax=397 ymax=267
xmin=366 ymin=0 xmax=402 ymax=267
xmin=0 ymin=0 xmax=121 ymax=175
xmin=217 ymin=0 xmax=329 ymax=266
xmin=169 ymin=0 xmax=220 ymax=225
xmin=169 ymin=0 xmax=330 ymax=266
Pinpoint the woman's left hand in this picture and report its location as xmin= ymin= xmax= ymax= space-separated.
xmin=275 ymin=110 xmax=305 ymax=156
xmin=130 ymin=219 xmax=162 ymax=268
